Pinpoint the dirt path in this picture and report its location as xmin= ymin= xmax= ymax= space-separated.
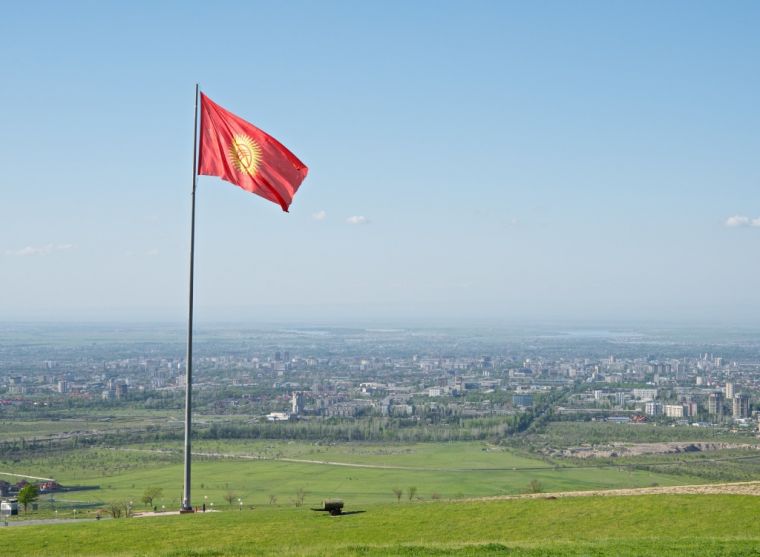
xmin=0 ymin=471 xmax=56 ymax=482
xmin=112 ymin=447 xmax=558 ymax=472
xmin=477 ymin=480 xmax=760 ymax=501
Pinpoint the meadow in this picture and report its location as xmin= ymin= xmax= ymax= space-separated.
xmin=1 ymin=441 xmax=703 ymax=512
xmin=0 ymin=411 xmax=182 ymax=442
xmin=2 ymin=494 xmax=760 ymax=556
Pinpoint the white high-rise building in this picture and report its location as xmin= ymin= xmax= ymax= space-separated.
xmin=291 ymin=391 xmax=305 ymax=415
xmin=664 ymin=404 xmax=685 ymax=418
xmin=733 ymin=394 xmax=750 ymax=419
xmin=645 ymin=402 xmax=662 ymax=416
xmin=725 ymin=382 xmax=735 ymax=399
xmin=633 ymin=388 xmax=658 ymax=401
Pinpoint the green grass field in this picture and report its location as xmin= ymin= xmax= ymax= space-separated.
xmin=1 ymin=441 xmax=703 ymax=511
xmin=0 ymin=414 xmax=177 ymax=442
xmin=2 ymin=495 xmax=760 ymax=556
xmin=0 ymin=411 xmax=256 ymax=442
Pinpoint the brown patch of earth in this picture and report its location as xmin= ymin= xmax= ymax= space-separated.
xmin=547 ymin=442 xmax=758 ymax=459
xmin=475 ymin=481 xmax=760 ymax=501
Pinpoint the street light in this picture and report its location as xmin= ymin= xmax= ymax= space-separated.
xmin=238 ymin=498 xmax=242 ymax=511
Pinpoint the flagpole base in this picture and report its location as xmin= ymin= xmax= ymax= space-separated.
xmin=179 ymin=507 xmax=195 ymax=514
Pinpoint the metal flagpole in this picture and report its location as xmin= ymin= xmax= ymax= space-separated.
xmin=181 ymin=83 xmax=200 ymax=513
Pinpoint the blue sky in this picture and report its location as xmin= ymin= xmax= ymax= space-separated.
xmin=1 ymin=1 xmax=759 ymax=324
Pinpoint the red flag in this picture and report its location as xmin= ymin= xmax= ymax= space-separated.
xmin=197 ymin=93 xmax=308 ymax=212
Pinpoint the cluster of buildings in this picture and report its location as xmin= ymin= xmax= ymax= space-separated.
xmin=0 ymin=479 xmax=62 ymax=516
xmin=249 ymin=352 xmax=759 ymax=426
xmin=5 ymin=373 xmax=129 ymax=401
xmin=563 ymin=354 xmax=758 ymax=426
xmin=0 ymin=479 xmax=61 ymax=498
xmin=3 ymin=341 xmax=760 ymax=430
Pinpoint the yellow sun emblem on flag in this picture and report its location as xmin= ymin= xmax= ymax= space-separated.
xmin=228 ymin=134 xmax=262 ymax=177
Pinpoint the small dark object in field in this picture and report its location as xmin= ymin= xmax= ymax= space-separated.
xmin=311 ymin=499 xmax=344 ymax=516
xmin=544 ymin=496 xmax=557 ymax=500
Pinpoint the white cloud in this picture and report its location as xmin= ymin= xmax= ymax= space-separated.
xmin=312 ymin=210 xmax=327 ymax=221
xmin=5 ymin=243 xmax=75 ymax=256
xmin=725 ymin=215 xmax=750 ymax=227
xmin=10 ymin=246 xmax=51 ymax=256
xmin=346 ymin=215 xmax=370 ymax=225
xmin=146 ymin=248 xmax=160 ymax=256
xmin=724 ymin=215 xmax=760 ymax=228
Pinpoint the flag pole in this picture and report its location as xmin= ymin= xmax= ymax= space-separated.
xmin=181 ymin=83 xmax=200 ymax=513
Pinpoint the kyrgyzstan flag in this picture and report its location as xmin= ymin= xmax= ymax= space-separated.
xmin=197 ymin=93 xmax=308 ymax=212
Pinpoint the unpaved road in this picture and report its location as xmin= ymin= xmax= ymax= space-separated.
xmin=479 ymin=480 xmax=760 ymax=501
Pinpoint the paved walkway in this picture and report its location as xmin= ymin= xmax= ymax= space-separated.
xmin=132 ymin=510 xmax=219 ymax=517
xmin=2 ymin=517 xmax=99 ymax=527
xmin=3 ymin=510 xmax=221 ymax=527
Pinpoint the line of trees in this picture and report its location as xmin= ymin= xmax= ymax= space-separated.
xmin=199 ymin=416 xmax=537 ymax=443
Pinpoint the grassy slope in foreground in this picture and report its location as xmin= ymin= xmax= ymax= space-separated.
xmin=3 ymin=494 xmax=760 ymax=556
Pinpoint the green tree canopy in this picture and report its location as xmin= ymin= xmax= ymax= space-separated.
xmin=141 ymin=487 xmax=163 ymax=508
xmin=18 ymin=484 xmax=39 ymax=513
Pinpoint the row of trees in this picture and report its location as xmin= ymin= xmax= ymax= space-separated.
xmin=199 ymin=415 xmax=540 ymax=444
xmin=1 ymin=387 xmax=577 ymax=459
xmin=0 ymin=408 xmax=559 ymax=458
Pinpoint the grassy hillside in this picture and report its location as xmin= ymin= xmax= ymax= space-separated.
xmin=2 ymin=495 xmax=760 ymax=556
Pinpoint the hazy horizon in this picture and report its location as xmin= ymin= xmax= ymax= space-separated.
xmin=3 ymin=308 xmax=760 ymax=331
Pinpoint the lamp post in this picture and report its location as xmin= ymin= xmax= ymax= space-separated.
xmin=238 ymin=498 xmax=242 ymax=511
